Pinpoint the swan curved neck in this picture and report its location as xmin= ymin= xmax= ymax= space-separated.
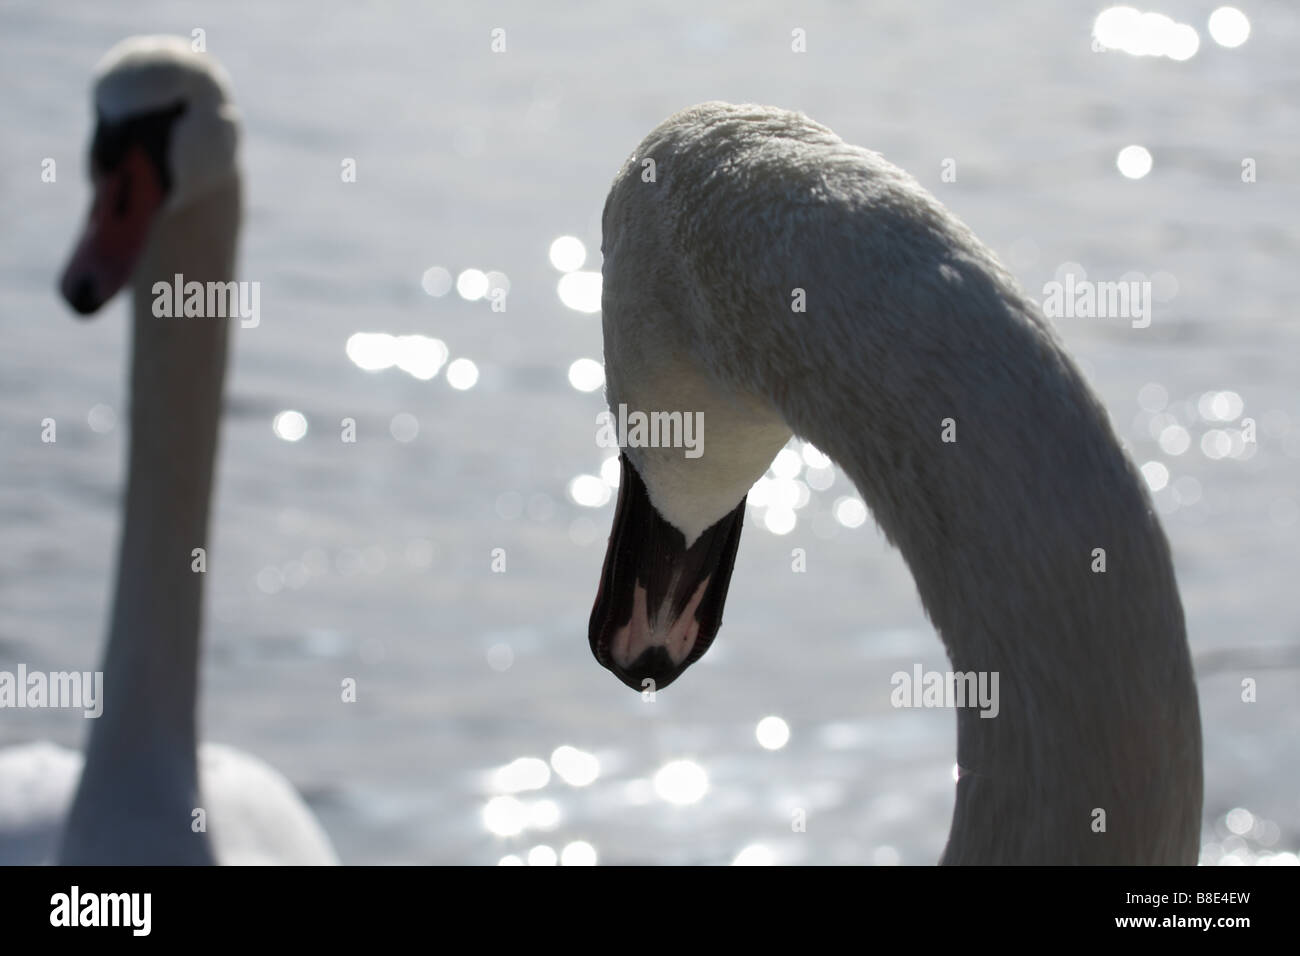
xmin=60 ymin=178 xmax=239 ymax=864
xmin=602 ymin=104 xmax=1201 ymax=862
xmin=792 ymin=294 xmax=1202 ymax=863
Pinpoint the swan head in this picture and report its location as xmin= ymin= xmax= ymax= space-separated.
xmin=589 ymin=141 xmax=793 ymax=690
xmin=59 ymin=36 xmax=240 ymax=316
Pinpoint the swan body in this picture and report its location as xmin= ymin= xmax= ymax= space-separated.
xmin=0 ymin=744 xmax=336 ymax=866
xmin=0 ymin=36 xmax=336 ymax=865
xmin=589 ymin=102 xmax=1203 ymax=864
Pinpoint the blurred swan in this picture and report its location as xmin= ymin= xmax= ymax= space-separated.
xmin=0 ymin=36 xmax=336 ymax=865
xmin=588 ymin=102 xmax=1202 ymax=864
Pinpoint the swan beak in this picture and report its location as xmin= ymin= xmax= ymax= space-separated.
xmin=589 ymin=453 xmax=746 ymax=692
xmin=59 ymin=145 xmax=164 ymax=317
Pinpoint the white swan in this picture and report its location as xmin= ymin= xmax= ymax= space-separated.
xmin=588 ymin=102 xmax=1203 ymax=864
xmin=0 ymin=36 xmax=336 ymax=865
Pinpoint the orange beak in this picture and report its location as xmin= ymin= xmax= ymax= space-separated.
xmin=59 ymin=145 xmax=164 ymax=316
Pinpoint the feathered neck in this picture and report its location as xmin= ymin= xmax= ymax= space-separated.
xmin=59 ymin=177 xmax=240 ymax=864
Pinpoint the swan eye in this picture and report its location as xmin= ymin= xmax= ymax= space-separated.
xmin=89 ymin=100 xmax=187 ymax=196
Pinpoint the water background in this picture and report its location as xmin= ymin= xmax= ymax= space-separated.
xmin=1 ymin=0 xmax=1296 ymax=864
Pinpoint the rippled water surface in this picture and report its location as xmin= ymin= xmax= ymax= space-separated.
xmin=1 ymin=1 xmax=1296 ymax=864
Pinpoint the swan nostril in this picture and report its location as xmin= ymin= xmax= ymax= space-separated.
xmin=67 ymin=277 xmax=101 ymax=316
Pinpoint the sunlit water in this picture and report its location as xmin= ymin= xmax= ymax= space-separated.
xmin=1 ymin=1 xmax=1296 ymax=864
